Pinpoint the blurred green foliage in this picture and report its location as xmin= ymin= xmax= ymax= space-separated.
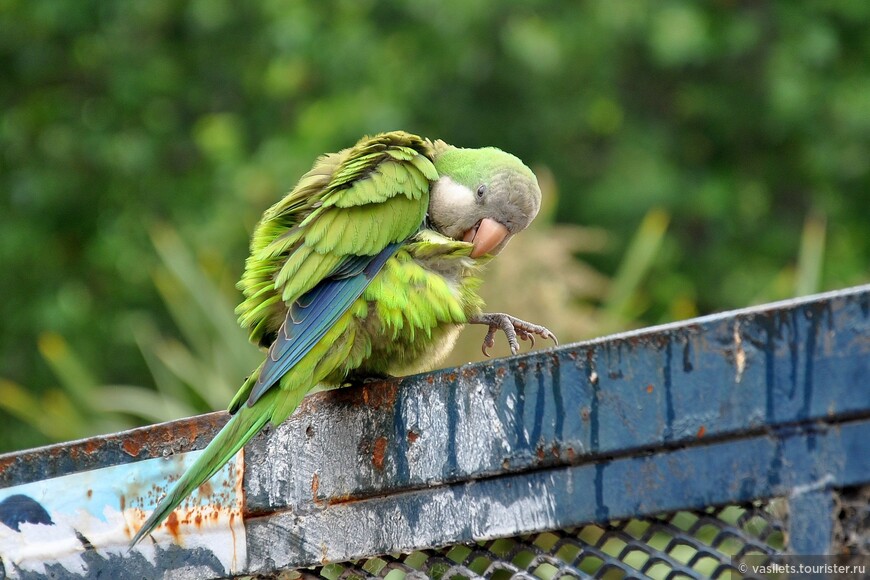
xmin=1 ymin=1 xmax=868 ymax=451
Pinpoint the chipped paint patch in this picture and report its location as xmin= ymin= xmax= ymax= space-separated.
xmin=371 ymin=437 xmax=388 ymax=470
xmin=733 ymin=321 xmax=746 ymax=383
xmin=0 ymin=449 xmax=246 ymax=578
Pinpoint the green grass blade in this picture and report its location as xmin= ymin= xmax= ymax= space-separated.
xmin=604 ymin=208 xmax=670 ymax=323
xmin=795 ymin=209 xmax=826 ymax=297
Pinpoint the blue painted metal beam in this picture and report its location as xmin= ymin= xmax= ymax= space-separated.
xmin=244 ymin=284 xmax=870 ymax=512
xmin=245 ymin=417 xmax=870 ymax=573
xmin=0 ymin=285 xmax=866 ymax=579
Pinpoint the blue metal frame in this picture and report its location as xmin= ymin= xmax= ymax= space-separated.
xmin=0 ymin=285 xmax=867 ymax=579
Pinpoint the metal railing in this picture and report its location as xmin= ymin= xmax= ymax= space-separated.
xmin=1 ymin=285 xmax=868 ymax=579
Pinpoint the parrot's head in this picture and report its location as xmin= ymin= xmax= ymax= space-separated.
xmin=429 ymin=146 xmax=542 ymax=258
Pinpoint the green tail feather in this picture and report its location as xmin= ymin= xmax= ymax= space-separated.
xmin=129 ymin=399 xmax=273 ymax=547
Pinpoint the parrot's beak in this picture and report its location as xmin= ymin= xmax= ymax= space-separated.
xmin=463 ymin=218 xmax=509 ymax=258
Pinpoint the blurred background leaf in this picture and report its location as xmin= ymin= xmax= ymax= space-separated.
xmin=1 ymin=1 xmax=868 ymax=450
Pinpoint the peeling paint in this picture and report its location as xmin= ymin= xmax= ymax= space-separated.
xmin=733 ymin=321 xmax=747 ymax=383
xmin=0 ymin=449 xmax=245 ymax=578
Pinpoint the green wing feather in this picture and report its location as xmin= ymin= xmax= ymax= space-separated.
xmin=237 ymin=132 xmax=436 ymax=348
xmin=131 ymin=131 xmax=437 ymax=546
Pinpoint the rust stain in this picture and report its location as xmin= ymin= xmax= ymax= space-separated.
xmin=119 ymin=494 xmax=126 ymax=511
xmin=123 ymin=507 xmax=148 ymax=539
xmin=145 ymin=413 xmax=226 ymax=456
xmin=407 ymin=430 xmax=419 ymax=444
xmin=311 ymin=472 xmax=320 ymax=500
xmin=230 ymin=512 xmax=238 ymax=571
xmin=361 ymin=382 xmax=399 ymax=409
xmin=496 ymin=367 xmax=507 ymax=378
xmin=121 ymin=438 xmax=142 ymax=457
xmin=124 ymin=412 xmax=228 ymax=459
xmin=0 ymin=412 xmax=230 ymax=486
xmin=326 ymin=492 xmax=357 ymax=506
xmin=536 ymin=446 xmax=546 ymax=460
xmin=580 ymin=407 xmax=591 ymax=421
xmin=565 ymin=447 xmax=576 ymax=460
xmin=651 ymin=333 xmax=672 ymax=349
xmin=697 ymin=425 xmax=707 ymax=438
xmin=646 ymin=384 xmax=654 ymax=393
xmin=0 ymin=455 xmax=16 ymax=473
xmin=122 ymin=471 xmax=244 ymax=545
xmin=198 ymin=481 xmax=213 ymax=497
xmin=166 ymin=510 xmax=180 ymax=540
xmin=87 ymin=489 xmax=93 ymax=499
xmin=372 ymin=436 xmax=388 ymax=470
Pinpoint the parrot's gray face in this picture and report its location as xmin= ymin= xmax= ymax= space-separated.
xmin=428 ymin=169 xmax=541 ymax=258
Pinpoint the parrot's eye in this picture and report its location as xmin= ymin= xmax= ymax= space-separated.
xmin=476 ymin=184 xmax=487 ymax=199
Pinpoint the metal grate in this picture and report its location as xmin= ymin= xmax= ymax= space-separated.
xmin=293 ymin=502 xmax=785 ymax=580
xmin=836 ymin=486 xmax=870 ymax=557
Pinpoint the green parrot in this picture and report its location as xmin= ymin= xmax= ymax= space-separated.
xmin=130 ymin=131 xmax=555 ymax=545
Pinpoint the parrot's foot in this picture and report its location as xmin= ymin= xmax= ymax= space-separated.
xmin=362 ymin=374 xmax=395 ymax=384
xmin=468 ymin=313 xmax=558 ymax=357
xmin=343 ymin=372 xmax=396 ymax=388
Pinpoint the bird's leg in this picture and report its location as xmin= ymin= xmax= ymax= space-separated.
xmin=468 ymin=313 xmax=558 ymax=357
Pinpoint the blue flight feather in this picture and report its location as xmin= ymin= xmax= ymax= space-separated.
xmin=246 ymin=242 xmax=402 ymax=406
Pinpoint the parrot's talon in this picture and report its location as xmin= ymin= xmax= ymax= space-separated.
xmin=469 ymin=313 xmax=556 ymax=357
xmin=481 ymin=325 xmax=498 ymax=357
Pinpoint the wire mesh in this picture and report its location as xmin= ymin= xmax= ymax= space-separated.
xmin=291 ymin=501 xmax=786 ymax=580
xmin=835 ymin=486 xmax=870 ymax=557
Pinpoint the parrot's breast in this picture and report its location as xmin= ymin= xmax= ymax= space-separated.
xmin=341 ymin=236 xmax=486 ymax=380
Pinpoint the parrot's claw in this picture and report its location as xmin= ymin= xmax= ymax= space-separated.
xmin=469 ymin=313 xmax=557 ymax=357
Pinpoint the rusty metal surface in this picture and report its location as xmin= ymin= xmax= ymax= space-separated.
xmin=243 ymin=284 xmax=870 ymax=512
xmin=0 ymin=284 xmax=867 ymax=579
xmin=0 ymin=412 xmax=228 ymax=488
